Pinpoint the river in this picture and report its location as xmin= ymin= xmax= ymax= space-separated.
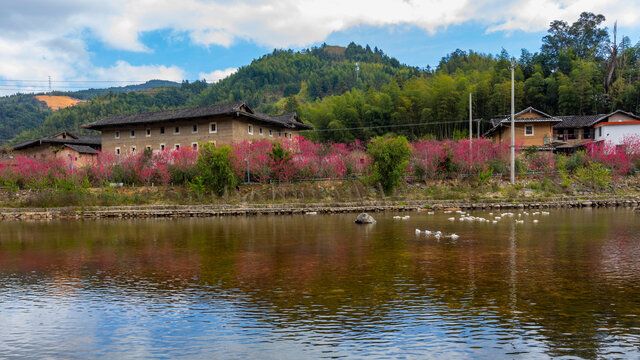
xmin=0 ymin=209 xmax=639 ymax=359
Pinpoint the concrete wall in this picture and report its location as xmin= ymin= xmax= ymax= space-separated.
xmin=595 ymin=123 xmax=640 ymax=144
xmin=101 ymin=115 xmax=300 ymax=156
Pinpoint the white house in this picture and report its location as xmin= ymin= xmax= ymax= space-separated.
xmin=593 ymin=110 xmax=640 ymax=145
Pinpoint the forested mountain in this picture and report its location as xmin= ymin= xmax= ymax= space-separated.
xmin=3 ymin=12 xmax=640 ymax=145
xmin=4 ymin=43 xmax=418 ymax=145
xmin=8 ymin=81 xmax=207 ymax=144
xmin=51 ymin=79 xmax=181 ymax=100
xmin=0 ymin=95 xmax=52 ymax=144
xmin=192 ymin=43 xmax=420 ymax=113
xmin=301 ymin=12 xmax=640 ymax=142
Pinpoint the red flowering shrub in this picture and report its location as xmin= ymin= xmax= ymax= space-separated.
xmin=586 ymin=141 xmax=633 ymax=176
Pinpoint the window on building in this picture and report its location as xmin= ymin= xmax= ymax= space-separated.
xmin=192 ymin=142 xmax=198 ymax=150
xmin=192 ymin=124 xmax=198 ymax=133
xmin=209 ymin=122 xmax=217 ymax=133
xmin=259 ymin=127 xmax=263 ymax=135
xmin=160 ymin=144 xmax=165 ymax=151
xmin=289 ymin=133 xmax=292 ymax=139
xmin=131 ymin=145 xmax=136 ymax=153
xmin=269 ymin=129 xmax=273 ymax=137
xmin=160 ymin=127 xmax=165 ymax=134
xmin=248 ymin=124 xmax=253 ymax=135
xmin=146 ymin=145 xmax=152 ymax=151
xmin=524 ymin=125 xmax=534 ymax=136
xmin=146 ymin=128 xmax=151 ymax=137
xmin=567 ymin=128 xmax=576 ymax=140
xmin=278 ymin=130 xmax=282 ymax=137
xmin=598 ymin=127 xmax=602 ymax=137
xmin=115 ymin=131 xmax=120 ymax=139
xmin=115 ymin=147 xmax=120 ymax=155
xmin=174 ymin=144 xmax=180 ymax=150
xmin=130 ymin=130 xmax=135 ymax=138
xmin=583 ymin=128 xmax=592 ymax=139
xmin=174 ymin=126 xmax=180 ymax=134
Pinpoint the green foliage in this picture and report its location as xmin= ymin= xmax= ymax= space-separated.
xmin=566 ymin=151 xmax=587 ymax=173
xmin=367 ymin=136 xmax=412 ymax=195
xmin=476 ymin=168 xmax=493 ymax=185
xmin=575 ymin=162 xmax=611 ymax=190
xmin=195 ymin=143 xmax=237 ymax=196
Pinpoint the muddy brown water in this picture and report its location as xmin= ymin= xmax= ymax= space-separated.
xmin=0 ymin=209 xmax=639 ymax=359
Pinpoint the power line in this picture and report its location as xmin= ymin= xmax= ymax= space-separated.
xmin=300 ymin=119 xmax=488 ymax=132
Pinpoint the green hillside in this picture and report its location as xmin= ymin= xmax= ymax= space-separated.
xmin=4 ymin=13 xmax=640 ymax=145
xmin=5 ymin=43 xmax=418 ymax=145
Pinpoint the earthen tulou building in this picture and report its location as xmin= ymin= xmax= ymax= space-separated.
xmin=82 ymin=101 xmax=313 ymax=155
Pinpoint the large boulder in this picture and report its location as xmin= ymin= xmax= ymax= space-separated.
xmin=355 ymin=212 xmax=376 ymax=224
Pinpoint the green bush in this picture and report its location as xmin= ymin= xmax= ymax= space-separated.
xmin=566 ymin=151 xmax=587 ymax=173
xmin=367 ymin=136 xmax=412 ymax=195
xmin=195 ymin=143 xmax=237 ymax=196
xmin=575 ymin=162 xmax=611 ymax=190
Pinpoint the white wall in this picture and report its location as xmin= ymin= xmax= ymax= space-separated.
xmin=594 ymin=123 xmax=640 ymax=144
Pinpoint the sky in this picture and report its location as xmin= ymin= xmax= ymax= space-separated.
xmin=1 ymin=0 xmax=639 ymax=96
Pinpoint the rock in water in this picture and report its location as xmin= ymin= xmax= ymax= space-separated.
xmin=355 ymin=213 xmax=376 ymax=224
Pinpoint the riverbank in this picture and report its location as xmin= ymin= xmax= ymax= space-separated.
xmin=3 ymin=177 xmax=640 ymax=220
xmin=2 ymin=195 xmax=640 ymax=220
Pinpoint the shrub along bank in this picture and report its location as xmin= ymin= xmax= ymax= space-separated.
xmin=2 ymin=135 xmax=640 ymax=207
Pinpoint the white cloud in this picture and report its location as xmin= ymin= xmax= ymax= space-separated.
xmin=0 ymin=0 xmax=639 ymax=96
xmin=198 ymin=68 xmax=238 ymax=83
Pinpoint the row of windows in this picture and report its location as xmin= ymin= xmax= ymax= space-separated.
xmin=115 ymin=123 xmax=217 ymax=139
xmin=115 ymin=142 xmax=207 ymax=155
xmin=247 ymin=124 xmax=292 ymax=138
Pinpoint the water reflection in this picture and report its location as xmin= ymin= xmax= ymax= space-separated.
xmin=0 ymin=209 xmax=639 ymax=359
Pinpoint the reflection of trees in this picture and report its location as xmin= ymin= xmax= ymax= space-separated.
xmin=0 ymin=211 xmax=639 ymax=357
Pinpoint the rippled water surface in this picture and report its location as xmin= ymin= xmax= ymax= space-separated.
xmin=1 ymin=209 xmax=640 ymax=359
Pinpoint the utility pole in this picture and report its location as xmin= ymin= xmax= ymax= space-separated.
xmin=476 ymin=119 xmax=481 ymax=139
xmin=510 ymin=58 xmax=516 ymax=184
xmin=469 ymin=92 xmax=472 ymax=147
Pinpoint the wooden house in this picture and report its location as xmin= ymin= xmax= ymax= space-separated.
xmin=484 ymin=107 xmax=560 ymax=149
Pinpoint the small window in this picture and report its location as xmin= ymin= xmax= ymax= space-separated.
xmin=146 ymin=128 xmax=151 ymax=137
xmin=192 ymin=142 xmax=198 ymax=150
xmin=130 ymin=130 xmax=135 ymax=138
xmin=284 ymin=132 xmax=288 ymax=138
xmin=131 ymin=145 xmax=136 ymax=153
xmin=174 ymin=144 xmax=180 ymax=150
xmin=269 ymin=129 xmax=273 ymax=137
xmin=115 ymin=131 xmax=120 ymax=139
xmin=115 ymin=147 xmax=120 ymax=155
xmin=598 ymin=127 xmax=602 ymax=137
xmin=259 ymin=127 xmax=263 ymax=135
xmin=192 ymin=124 xmax=198 ymax=133
xmin=160 ymin=127 xmax=165 ymax=134
xmin=524 ymin=125 xmax=533 ymax=136
xmin=248 ymin=124 xmax=253 ymax=135
xmin=160 ymin=144 xmax=166 ymax=151
xmin=146 ymin=145 xmax=152 ymax=151
xmin=278 ymin=130 xmax=282 ymax=137
xmin=174 ymin=126 xmax=180 ymax=134
xmin=209 ymin=122 xmax=217 ymax=133
xmin=289 ymin=133 xmax=292 ymax=139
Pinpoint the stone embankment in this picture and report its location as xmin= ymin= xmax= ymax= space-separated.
xmin=1 ymin=196 xmax=639 ymax=221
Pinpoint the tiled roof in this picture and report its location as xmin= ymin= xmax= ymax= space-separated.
xmin=484 ymin=107 xmax=561 ymax=137
xmin=64 ymin=144 xmax=99 ymax=154
xmin=13 ymin=134 xmax=101 ymax=150
xmin=554 ymin=114 xmax=606 ymax=129
xmin=82 ymin=101 xmax=313 ymax=130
